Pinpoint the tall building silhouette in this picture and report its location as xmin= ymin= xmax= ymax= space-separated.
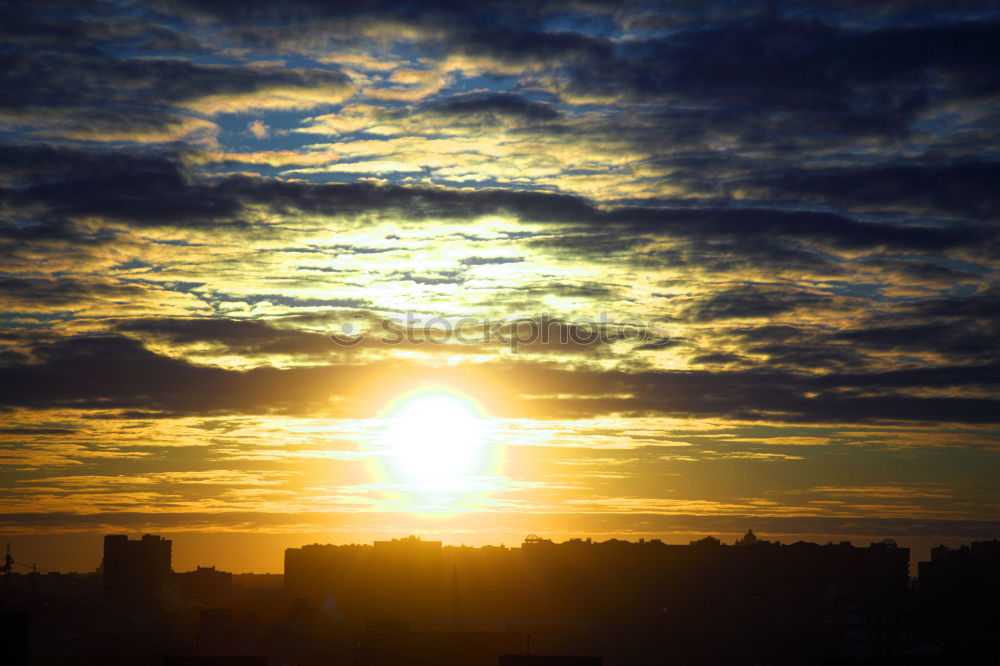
xmin=916 ymin=539 xmax=1000 ymax=659
xmin=101 ymin=534 xmax=172 ymax=595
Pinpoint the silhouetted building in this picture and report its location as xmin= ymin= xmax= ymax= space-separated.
xmin=164 ymin=658 xmax=266 ymax=665
xmin=178 ymin=566 xmax=233 ymax=602
xmin=834 ymin=595 xmax=921 ymax=660
xmin=1 ymin=609 xmax=29 ymax=666
xmin=359 ymin=620 xmax=524 ymax=666
xmin=199 ymin=608 xmax=234 ymax=641
xmin=102 ymin=533 xmax=173 ymax=596
xmin=282 ymin=533 xmax=912 ymax=663
xmin=689 ymin=535 xmax=721 ymax=546
xmin=915 ymin=539 xmax=1000 ymax=659
xmin=918 ymin=539 xmax=1000 ymax=595
xmin=285 ymin=536 xmax=448 ymax=623
xmin=373 ymin=535 xmax=443 ymax=559
xmin=499 ymin=657 xmax=602 ymax=666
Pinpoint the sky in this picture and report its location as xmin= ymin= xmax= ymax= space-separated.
xmin=1 ymin=0 xmax=999 ymax=573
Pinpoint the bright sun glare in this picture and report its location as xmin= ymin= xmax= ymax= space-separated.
xmin=380 ymin=386 xmax=492 ymax=490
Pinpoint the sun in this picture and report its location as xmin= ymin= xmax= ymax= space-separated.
xmin=379 ymin=385 xmax=492 ymax=487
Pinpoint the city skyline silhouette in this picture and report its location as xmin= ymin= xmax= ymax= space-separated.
xmin=2 ymin=0 xmax=999 ymax=663
xmin=2 ymin=531 xmax=998 ymax=664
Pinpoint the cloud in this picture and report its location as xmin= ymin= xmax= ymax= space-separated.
xmin=684 ymin=286 xmax=833 ymax=322
xmin=0 ymin=146 xmax=243 ymax=228
xmin=0 ymin=276 xmax=148 ymax=309
xmin=561 ymin=17 xmax=1000 ymax=122
xmin=0 ymin=335 xmax=356 ymax=415
xmin=608 ymin=207 xmax=987 ymax=252
xmin=832 ymin=324 xmax=997 ymax=360
xmin=2 ymin=510 xmax=998 ymax=542
xmin=113 ymin=317 xmax=334 ymax=356
xmin=4 ymin=143 xmax=992 ymax=263
xmin=285 ymin=160 xmax=424 ymax=175
xmin=1 ymin=44 xmax=352 ymax=113
xmin=412 ymin=93 xmax=561 ymax=124
xmin=737 ymin=162 xmax=1000 ymax=220
xmin=2 ymin=335 xmax=997 ymax=424
xmin=247 ymin=119 xmax=270 ymax=139
xmin=0 ymin=5 xmax=353 ymax=143
xmin=460 ymin=256 xmax=524 ymax=266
